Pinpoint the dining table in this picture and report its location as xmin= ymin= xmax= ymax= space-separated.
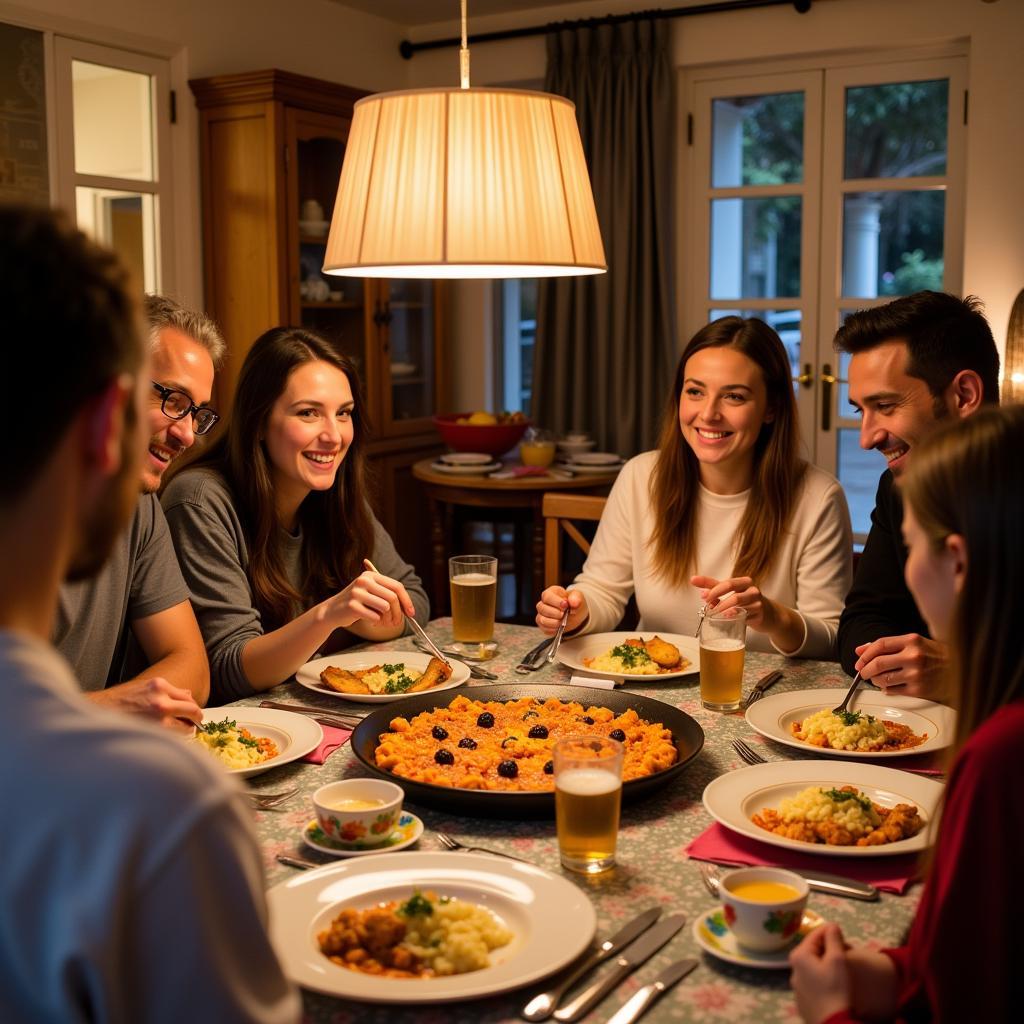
xmin=238 ymin=620 xmax=925 ymax=1023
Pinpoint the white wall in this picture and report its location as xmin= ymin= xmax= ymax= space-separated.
xmin=406 ymin=0 xmax=1024 ymax=404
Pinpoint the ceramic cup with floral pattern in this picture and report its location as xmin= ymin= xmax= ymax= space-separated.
xmin=719 ymin=866 xmax=809 ymax=952
xmin=312 ymin=779 xmax=404 ymax=848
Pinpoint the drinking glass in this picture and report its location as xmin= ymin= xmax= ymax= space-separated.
xmin=698 ymin=607 xmax=747 ymax=712
xmin=449 ymin=555 xmax=498 ymax=644
xmin=553 ymin=735 xmax=623 ymax=874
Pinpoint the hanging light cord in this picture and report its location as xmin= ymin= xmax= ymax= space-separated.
xmin=459 ymin=0 xmax=471 ymax=88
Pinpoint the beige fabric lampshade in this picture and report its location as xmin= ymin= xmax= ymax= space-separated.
xmin=323 ymin=87 xmax=606 ymax=278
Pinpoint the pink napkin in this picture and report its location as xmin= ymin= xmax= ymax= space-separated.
xmin=685 ymin=823 xmax=922 ymax=894
xmin=509 ymin=465 xmax=549 ymax=477
xmin=301 ymin=724 xmax=352 ymax=765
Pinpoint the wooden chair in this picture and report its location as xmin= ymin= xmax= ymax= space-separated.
xmin=542 ymin=493 xmax=607 ymax=590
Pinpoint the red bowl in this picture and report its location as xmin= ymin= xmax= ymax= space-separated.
xmin=432 ymin=413 xmax=530 ymax=458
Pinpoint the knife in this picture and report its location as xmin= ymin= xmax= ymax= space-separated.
xmin=259 ymin=700 xmax=364 ymax=722
xmin=552 ymin=912 xmax=687 ymax=1022
xmin=707 ymin=861 xmax=878 ymax=902
xmin=741 ymin=668 xmax=785 ymax=710
xmin=521 ymin=906 xmax=663 ymax=1021
xmin=605 ymin=958 xmax=699 ymax=1024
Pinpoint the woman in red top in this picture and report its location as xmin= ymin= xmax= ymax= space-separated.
xmin=790 ymin=405 xmax=1024 ymax=1023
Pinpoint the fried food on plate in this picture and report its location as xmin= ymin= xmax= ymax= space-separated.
xmin=321 ymin=667 xmax=371 ymax=694
xmin=583 ymin=636 xmax=690 ymax=675
xmin=408 ymin=657 xmax=453 ymax=692
xmin=644 ymin=635 xmax=681 ymax=667
xmin=320 ymin=658 xmax=454 ymax=696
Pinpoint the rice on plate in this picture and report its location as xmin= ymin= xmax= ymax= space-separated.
xmin=195 ymin=718 xmax=279 ymax=770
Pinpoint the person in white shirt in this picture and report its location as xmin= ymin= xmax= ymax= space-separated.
xmin=536 ymin=316 xmax=852 ymax=658
xmin=0 ymin=204 xmax=299 ymax=1023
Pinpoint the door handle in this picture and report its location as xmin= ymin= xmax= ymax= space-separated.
xmin=820 ymin=363 xmax=838 ymax=431
xmin=795 ymin=363 xmax=813 ymax=388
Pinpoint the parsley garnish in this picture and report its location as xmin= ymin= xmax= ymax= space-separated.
xmin=837 ymin=710 xmax=862 ymax=726
xmin=822 ymin=788 xmax=873 ymax=811
xmin=384 ymin=675 xmax=415 ymax=693
xmin=610 ymin=643 xmax=652 ymax=668
xmin=398 ymin=891 xmax=434 ymax=917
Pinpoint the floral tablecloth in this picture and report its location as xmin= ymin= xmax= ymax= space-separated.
xmin=236 ymin=621 xmax=922 ymax=1023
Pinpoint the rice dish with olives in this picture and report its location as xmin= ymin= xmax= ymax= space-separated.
xmin=195 ymin=719 xmax=279 ymax=769
xmin=791 ymin=709 xmax=927 ymax=752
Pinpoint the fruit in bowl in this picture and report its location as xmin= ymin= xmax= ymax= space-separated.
xmin=433 ymin=411 xmax=530 ymax=458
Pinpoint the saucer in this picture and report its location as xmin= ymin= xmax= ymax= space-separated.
xmin=430 ymin=460 xmax=502 ymax=476
xmin=303 ymin=812 xmax=423 ymax=858
xmin=440 ymin=452 xmax=494 ymax=465
xmin=692 ymin=908 xmax=823 ymax=969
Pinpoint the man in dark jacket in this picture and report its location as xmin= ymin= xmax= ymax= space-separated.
xmin=837 ymin=291 xmax=999 ymax=697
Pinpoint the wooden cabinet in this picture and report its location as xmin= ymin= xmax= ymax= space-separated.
xmin=189 ymin=69 xmax=447 ymax=600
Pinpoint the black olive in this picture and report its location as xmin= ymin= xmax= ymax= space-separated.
xmin=528 ymin=724 xmax=549 ymax=739
xmin=477 ymin=712 xmax=495 ymax=728
xmin=497 ymin=760 xmax=519 ymax=778
xmin=431 ymin=725 xmax=449 ymax=740
xmin=522 ymin=710 xmax=540 ymax=720
xmin=457 ymin=737 xmax=477 ymax=750
xmin=609 ymin=728 xmax=626 ymax=742
xmin=434 ymin=749 xmax=454 ymax=765
xmin=501 ymin=735 xmax=519 ymax=749
xmin=543 ymin=760 xmax=554 ymax=774
xmin=577 ymin=715 xmax=595 ymax=725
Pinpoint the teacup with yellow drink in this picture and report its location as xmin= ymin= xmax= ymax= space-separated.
xmin=698 ymin=607 xmax=746 ymax=712
xmin=313 ymin=779 xmax=404 ymax=848
xmin=719 ymin=867 xmax=809 ymax=951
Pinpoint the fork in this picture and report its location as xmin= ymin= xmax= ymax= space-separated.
xmin=515 ymin=636 xmax=554 ymax=674
xmin=732 ymin=738 xmax=767 ymax=765
xmin=435 ymin=831 xmax=532 ymax=863
xmin=698 ymin=862 xmax=721 ymax=898
xmin=248 ymin=787 xmax=299 ymax=809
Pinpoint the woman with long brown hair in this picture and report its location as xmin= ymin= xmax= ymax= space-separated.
xmin=790 ymin=405 xmax=1023 ymax=1023
xmin=162 ymin=327 xmax=428 ymax=702
xmin=536 ymin=317 xmax=851 ymax=656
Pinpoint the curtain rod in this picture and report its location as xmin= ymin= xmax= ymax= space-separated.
xmin=400 ymin=0 xmax=812 ymax=59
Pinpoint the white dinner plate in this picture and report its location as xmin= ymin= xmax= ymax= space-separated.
xmin=440 ymin=452 xmax=494 ymax=465
xmin=266 ymin=851 xmax=597 ymax=1003
xmin=568 ymin=451 xmax=623 ymax=465
xmin=197 ymin=707 xmax=323 ymax=778
xmin=745 ymin=690 xmax=956 ymax=758
xmin=429 ymin=460 xmax=503 ymax=475
xmin=558 ymin=460 xmax=624 ymax=476
xmin=702 ymin=760 xmax=944 ymax=858
xmin=556 ymin=631 xmax=700 ymax=681
xmin=295 ymin=650 xmax=471 ymax=703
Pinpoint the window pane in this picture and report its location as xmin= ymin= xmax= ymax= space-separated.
xmin=710 ymin=308 xmax=802 ymax=377
xmin=841 ymin=190 xmax=944 ymax=298
xmin=710 ymin=197 xmax=801 ymax=300
xmin=72 ymin=61 xmax=153 ymax=180
xmin=712 ymin=91 xmax=804 ymax=187
xmin=838 ymin=428 xmax=886 ymax=537
xmin=0 ymin=23 xmax=48 ymax=204
xmin=76 ymin=187 xmax=155 ymax=292
xmin=844 ymin=80 xmax=948 ymax=180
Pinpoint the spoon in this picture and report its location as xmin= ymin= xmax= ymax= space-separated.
xmin=546 ymin=605 xmax=571 ymax=664
xmin=832 ymin=670 xmax=863 ymax=716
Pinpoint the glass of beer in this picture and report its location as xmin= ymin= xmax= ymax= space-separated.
xmin=553 ymin=735 xmax=623 ymax=874
xmin=698 ymin=607 xmax=747 ymax=712
xmin=449 ymin=555 xmax=498 ymax=644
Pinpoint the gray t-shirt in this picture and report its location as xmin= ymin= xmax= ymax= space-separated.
xmin=0 ymin=629 xmax=299 ymax=1022
xmin=53 ymin=493 xmax=191 ymax=690
xmin=161 ymin=467 xmax=430 ymax=703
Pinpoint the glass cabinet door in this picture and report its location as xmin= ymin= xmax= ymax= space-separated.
xmin=288 ymin=110 xmax=372 ymax=389
xmin=377 ymin=278 xmax=440 ymax=436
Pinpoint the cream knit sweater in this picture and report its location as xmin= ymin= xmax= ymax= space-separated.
xmin=570 ymin=451 xmax=852 ymax=659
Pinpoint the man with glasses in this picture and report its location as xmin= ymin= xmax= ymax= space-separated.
xmin=54 ymin=294 xmax=224 ymax=725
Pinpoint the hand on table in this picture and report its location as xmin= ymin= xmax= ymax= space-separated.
xmin=853 ymin=634 xmax=948 ymax=698
xmin=789 ymin=923 xmax=852 ymax=1023
xmin=327 ymin=569 xmax=415 ymax=630
xmin=87 ymin=677 xmax=202 ymax=734
xmin=535 ymin=586 xmax=588 ymax=635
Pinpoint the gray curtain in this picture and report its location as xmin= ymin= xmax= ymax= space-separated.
xmin=531 ymin=18 xmax=677 ymax=456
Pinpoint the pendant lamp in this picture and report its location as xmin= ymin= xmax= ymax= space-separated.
xmin=322 ymin=1 xmax=606 ymax=279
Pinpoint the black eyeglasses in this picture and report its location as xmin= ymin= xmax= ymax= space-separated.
xmin=151 ymin=381 xmax=220 ymax=435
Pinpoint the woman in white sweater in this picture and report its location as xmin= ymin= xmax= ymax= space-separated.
xmin=536 ymin=317 xmax=852 ymax=658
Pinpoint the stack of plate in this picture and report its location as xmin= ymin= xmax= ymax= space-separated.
xmin=430 ymin=452 xmax=502 ymax=475
xmin=558 ymin=451 xmax=625 ymax=475
xmin=556 ymin=436 xmax=596 ymax=458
